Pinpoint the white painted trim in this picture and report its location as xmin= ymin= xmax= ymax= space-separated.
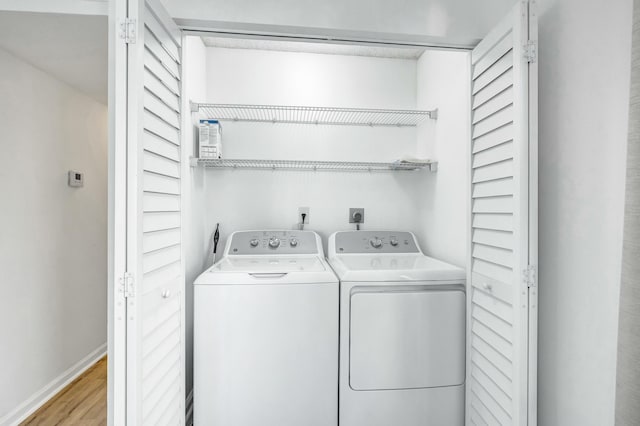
xmin=107 ymin=0 xmax=129 ymax=423
xmin=178 ymin=19 xmax=477 ymax=51
xmin=513 ymin=3 xmax=533 ymax=423
xmin=125 ymin=0 xmax=144 ymax=421
xmin=180 ymin=32 xmax=191 ymax=426
xmin=0 ymin=343 xmax=107 ymax=426
xmin=185 ymin=390 xmax=194 ymax=426
xmin=464 ymin=49 xmax=474 ymax=426
xmin=527 ymin=1 xmax=539 ymax=425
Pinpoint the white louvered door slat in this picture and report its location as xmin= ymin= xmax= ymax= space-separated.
xmin=473 ymin=125 xmax=514 ymax=153
xmin=466 ymin=1 xmax=537 ymax=425
xmin=126 ymin=1 xmax=184 ymax=425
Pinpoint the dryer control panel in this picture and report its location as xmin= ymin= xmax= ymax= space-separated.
xmin=334 ymin=231 xmax=420 ymax=254
xmin=228 ymin=230 xmax=320 ymax=255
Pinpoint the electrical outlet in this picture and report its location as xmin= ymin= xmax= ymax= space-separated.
xmin=68 ymin=170 xmax=84 ymax=188
xmin=349 ymin=208 xmax=365 ymax=224
xmin=298 ymin=207 xmax=310 ymax=224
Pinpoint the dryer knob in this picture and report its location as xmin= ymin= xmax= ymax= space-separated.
xmin=250 ymin=239 xmax=260 ymax=247
xmin=390 ymin=239 xmax=399 ymax=246
xmin=370 ymin=238 xmax=383 ymax=248
xmin=290 ymin=238 xmax=298 ymax=247
xmin=268 ymin=238 xmax=281 ymax=248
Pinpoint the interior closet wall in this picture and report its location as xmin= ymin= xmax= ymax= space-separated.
xmin=184 ymin=35 xmax=209 ymax=405
xmin=416 ymin=49 xmax=469 ymax=268
xmin=537 ymin=0 xmax=633 ymax=424
xmin=0 ymin=47 xmax=108 ymax=423
xmin=199 ymin=46 xmax=430 ymax=251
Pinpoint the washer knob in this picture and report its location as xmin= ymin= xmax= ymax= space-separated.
xmin=250 ymin=239 xmax=260 ymax=247
xmin=290 ymin=238 xmax=298 ymax=247
xmin=268 ymin=238 xmax=280 ymax=248
xmin=390 ymin=239 xmax=399 ymax=247
xmin=370 ymin=238 xmax=383 ymax=248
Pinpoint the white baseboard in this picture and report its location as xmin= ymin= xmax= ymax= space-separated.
xmin=185 ymin=389 xmax=194 ymax=426
xmin=0 ymin=343 xmax=107 ymax=426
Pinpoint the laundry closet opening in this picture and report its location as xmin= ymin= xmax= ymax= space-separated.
xmin=182 ymin=32 xmax=471 ymax=420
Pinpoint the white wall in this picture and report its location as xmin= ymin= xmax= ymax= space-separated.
xmin=537 ymin=0 xmax=632 ymax=424
xmin=0 ymin=12 xmax=108 ymax=104
xmin=183 ymin=35 xmax=209 ymax=406
xmin=0 ymin=47 xmax=107 ymax=422
xmin=200 ymin=47 xmax=432 ymax=253
xmin=416 ymin=49 xmax=469 ymax=268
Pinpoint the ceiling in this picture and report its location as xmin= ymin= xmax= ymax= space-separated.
xmin=0 ymin=11 xmax=107 ymax=104
xmin=202 ymin=36 xmax=427 ymax=59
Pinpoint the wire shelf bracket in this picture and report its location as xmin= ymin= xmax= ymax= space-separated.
xmin=191 ymin=102 xmax=437 ymax=127
xmin=190 ymin=158 xmax=438 ymax=173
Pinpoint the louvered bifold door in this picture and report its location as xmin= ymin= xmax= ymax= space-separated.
xmin=467 ymin=1 xmax=537 ymax=426
xmin=126 ymin=0 xmax=185 ymax=424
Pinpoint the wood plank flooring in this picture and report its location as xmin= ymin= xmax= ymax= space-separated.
xmin=21 ymin=356 xmax=107 ymax=426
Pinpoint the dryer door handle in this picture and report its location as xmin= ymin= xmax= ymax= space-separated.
xmin=249 ymin=273 xmax=289 ymax=279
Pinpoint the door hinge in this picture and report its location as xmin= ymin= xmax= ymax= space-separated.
xmin=119 ymin=272 xmax=135 ymax=298
xmin=523 ymin=265 xmax=537 ymax=288
xmin=120 ymin=18 xmax=137 ymax=44
xmin=524 ymin=40 xmax=537 ymax=63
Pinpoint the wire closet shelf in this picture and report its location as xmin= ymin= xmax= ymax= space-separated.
xmin=192 ymin=158 xmax=437 ymax=172
xmin=191 ymin=103 xmax=437 ymax=127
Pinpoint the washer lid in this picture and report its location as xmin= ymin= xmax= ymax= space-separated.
xmin=329 ymin=254 xmax=465 ymax=282
xmin=214 ymin=256 xmax=326 ymax=273
xmin=194 ymin=255 xmax=338 ymax=285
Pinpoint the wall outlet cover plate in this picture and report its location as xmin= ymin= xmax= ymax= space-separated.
xmin=349 ymin=208 xmax=365 ymax=223
xmin=68 ymin=170 xmax=84 ymax=187
xmin=298 ymin=207 xmax=310 ymax=224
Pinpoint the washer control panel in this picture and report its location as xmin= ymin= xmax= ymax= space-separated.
xmin=229 ymin=230 xmax=319 ymax=255
xmin=335 ymin=231 xmax=420 ymax=254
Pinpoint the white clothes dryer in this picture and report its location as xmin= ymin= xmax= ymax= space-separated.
xmin=194 ymin=230 xmax=339 ymax=426
xmin=328 ymin=231 xmax=466 ymax=426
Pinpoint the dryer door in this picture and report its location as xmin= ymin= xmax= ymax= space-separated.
xmin=349 ymin=288 xmax=465 ymax=391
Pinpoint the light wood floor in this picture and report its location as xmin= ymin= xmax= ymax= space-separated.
xmin=21 ymin=356 xmax=107 ymax=426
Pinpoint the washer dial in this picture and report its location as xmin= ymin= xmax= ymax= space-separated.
xmin=268 ymin=237 xmax=281 ymax=248
xmin=369 ymin=238 xmax=383 ymax=248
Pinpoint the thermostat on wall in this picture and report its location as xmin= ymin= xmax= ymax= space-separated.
xmin=68 ymin=170 xmax=84 ymax=187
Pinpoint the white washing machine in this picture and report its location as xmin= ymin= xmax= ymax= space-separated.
xmin=327 ymin=231 xmax=466 ymax=426
xmin=194 ymin=230 xmax=339 ymax=426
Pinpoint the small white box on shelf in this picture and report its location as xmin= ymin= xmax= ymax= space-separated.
xmin=198 ymin=119 xmax=222 ymax=159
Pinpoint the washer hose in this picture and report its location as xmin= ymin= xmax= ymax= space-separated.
xmin=213 ymin=223 xmax=220 ymax=263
